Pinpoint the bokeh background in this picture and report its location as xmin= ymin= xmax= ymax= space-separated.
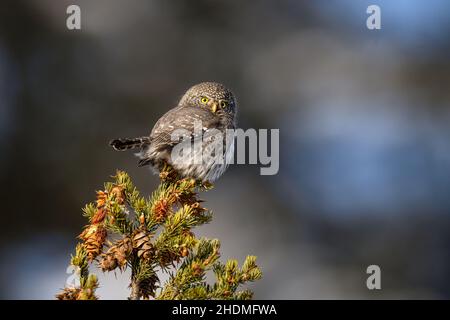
xmin=1 ymin=0 xmax=450 ymax=299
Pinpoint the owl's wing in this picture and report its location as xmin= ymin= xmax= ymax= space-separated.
xmin=149 ymin=106 xmax=219 ymax=151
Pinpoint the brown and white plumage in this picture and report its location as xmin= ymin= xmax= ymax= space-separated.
xmin=110 ymin=82 xmax=237 ymax=182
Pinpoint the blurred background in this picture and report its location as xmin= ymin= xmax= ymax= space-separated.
xmin=1 ymin=0 xmax=450 ymax=299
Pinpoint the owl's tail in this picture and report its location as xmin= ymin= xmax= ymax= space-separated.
xmin=109 ymin=137 xmax=150 ymax=151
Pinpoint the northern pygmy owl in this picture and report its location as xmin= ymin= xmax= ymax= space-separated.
xmin=110 ymin=82 xmax=237 ymax=182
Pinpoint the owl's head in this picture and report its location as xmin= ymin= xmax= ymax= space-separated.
xmin=178 ymin=82 xmax=237 ymax=117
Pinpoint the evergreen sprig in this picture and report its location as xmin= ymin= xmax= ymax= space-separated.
xmin=57 ymin=169 xmax=261 ymax=300
xmin=56 ymin=244 xmax=99 ymax=300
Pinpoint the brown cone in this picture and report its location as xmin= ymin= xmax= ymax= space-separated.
xmin=132 ymin=230 xmax=154 ymax=261
xmin=111 ymin=185 xmax=125 ymax=205
xmin=56 ymin=288 xmax=81 ymax=300
xmin=100 ymin=236 xmax=132 ymax=271
xmin=79 ymin=224 xmax=107 ymax=261
xmin=136 ymin=273 xmax=159 ymax=299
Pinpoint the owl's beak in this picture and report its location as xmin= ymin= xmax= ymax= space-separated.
xmin=210 ymin=101 xmax=218 ymax=113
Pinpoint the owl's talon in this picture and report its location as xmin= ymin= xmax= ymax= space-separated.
xmin=159 ymin=171 xmax=169 ymax=180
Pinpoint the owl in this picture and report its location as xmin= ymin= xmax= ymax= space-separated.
xmin=110 ymin=82 xmax=237 ymax=182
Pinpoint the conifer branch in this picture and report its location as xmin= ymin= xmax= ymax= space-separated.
xmin=56 ymin=244 xmax=99 ymax=300
xmin=57 ymin=168 xmax=262 ymax=300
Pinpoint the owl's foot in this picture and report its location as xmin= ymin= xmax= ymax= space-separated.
xmin=159 ymin=164 xmax=178 ymax=182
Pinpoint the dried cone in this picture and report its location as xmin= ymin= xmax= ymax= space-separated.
xmin=176 ymin=190 xmax=205 ymax=213
xmin=92 ymin=190 xmax=110 ymax=224
xmin=152 ymin=198 xmax=171 ymax=223
xmin=137 ymin=273 xmax=159 ymax=299
xmin=56 ymin=288 xmax=81 ymax=300
xmin=91 ymin=207 xmax=107 ymax=224
xmin=100 ymin=251 xmax=118 ymax=271
xmin=115 ymin=237 xmax=133 ymax=266
xmin=96 ymin=190 xmax=108 ymax=208
xmin=79 ymin=224 xmax=107 ymax=261
xmin=100 ymin=237 xmax=132 ymax=271
xmin=158 ymin=249 xmax=180 ymax=268
xmin=132 ymin=230 xmax=154 ymax=260
xmin=111 ymin=185 xmax=125 ymax=205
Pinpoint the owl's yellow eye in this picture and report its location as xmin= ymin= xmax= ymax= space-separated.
xmin=200 ymin=96 xmax=209 ymax=104
xmin=220 ymin=101 xmax=228 ymax=108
